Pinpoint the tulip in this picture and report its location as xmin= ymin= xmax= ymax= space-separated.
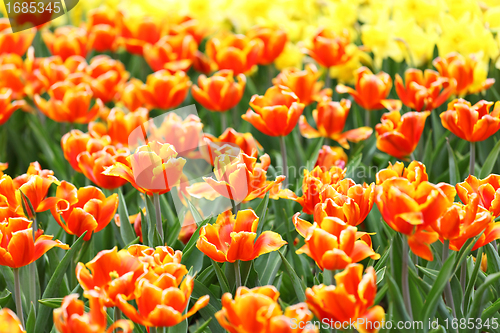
xmin=118 ymin=16 xmax=161 ymax=55
xmin=395 ymin=69 xmax=456 ymax=112
xmin=273 ymin=64 xmax=330 ymax=106
xmin=85 ymin=55 xmax=129 ymax=103
xmin=305 ymin=264 xmax=385 ymax=333
xmin=433 ymin=52 xmax=495 ymax=96
xmin=206 ymin=33 xmax=263 ymax=75
xmin=188 ymin=152 xmax=285 ymax=203
xmin=178 ymin=210 xmax=197 ymax=244
xmin=103 ymin=141 xmax=186 ymax=196
xmin=34 ymin=81 xmax=103 ymax=124
xmin=472 ymin=222 xmax=500 ymax=251
xmin=54 ymin=291 xmax=134 ymax=333
xmin=216 ymin=286 xmax=318 ymax=333
xmin=86 ymin=7 xmax=123 ymax=52
xmin=0 ymin=308 xmax=25 ymax=333
xmin=440 ymin=99 xmax=500 ymax=142
xmin=0 ymin=162 xmax=7 ymax=177
xmin=168 ymin=15 xmax=209 ymax=45
xmin=293 ymin=213 xmax=379 ymax=271
xmin=0 ymin=18 xmax=35 ymax=56
xmin=76 ymin=247 xmax=147 ymax=307
xmin=202 ymin=127 xmax=262 ymax=162
xmin=50 ymin=181 xmax=118 ymax=241
xmin=197 ymin=209 xmax=286 ymax=263
xmin=61 ymin=130 xmax=111 ymax=173
xmin=0 ymin=217 xmax=68 ymax=268
xmin=375 ymin=161 xmax=428 ymax=186
xmin=142 ymin=70 xmax=191 ymax=110
xmin=303 ymin=27 xmax=352 ymax=68
xmin=118 ymin=78 xmax=147 ymax=111
xmin=457 ymin=174 xmax=500 ymax=218
xmin=0 ymin=88 xmax=26 ymax=126
xmin=0 ymin=54 xmax=29 ymax=99
xmin=144 ymin=33 xmax=198 ymax=73
xmin=315 ymin=145 xmax=348 ymax=170
xmin=247 ymin=25 xmax=287 ymax=65
xmin=192 ymin=70 xmax=246 ymax=112
xmin=42 ymin=26 xmax=89 ymax=61
xmin=193 ymin=50 xmax=215 ymax=74
xmin=375 ymin=110 xmax=430 ymax=160
xmin=32 ymin=55 xmax=87 ymax=92
xmin=299 ymin=99 xmax=373 ymax=148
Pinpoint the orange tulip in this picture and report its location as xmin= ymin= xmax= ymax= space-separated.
xmin=336 ymin=67 xmax=400 ymax=111
xmin=76 ymin=247 xmax=147 ymax=307
xmin=0 ymin=162 xmax=7 ymax=177
xmin=315 ymin=145 xmax=348 ymax=170
xmin=395 ymin=69 xmax=456 ymax=112
xmin=103 ymin=141 xmax=186 ymax=196
xmin=0 ymin=88 xmax=26 ymax=126
xmin=273 ymin=64 xmax=330 ymax=106
xmin=89 ymin=107 xmax=149 ymax=147
xmin=243 ymin=85 xmax=305 ymax=137
xmin=141 ymin=70 xmax=191 ymax=110
xmin=247 ymin=25 xmax=287 ymax=65
xmin=42 ymin=26 xmax=89 ymax=61
xmin=144 ymin=33 xmax=198 ymax=73
xmin=34 ymin=81 xmax=103 ymax=124
xmin=0 ymin=18 xmax=35 ymax=56
xmin=206 ymin=33 xmax=263 ymax=75
xmin=375 ymin=110 xmax=430 ymax=159
xmin=118 ymin=16 xmax=161 ymax=55
xmin=433 ymin=52 xmax=495 ymax=96
xmin=0 ymin=54 xmax=32 ymax=99
xmin=202 ymin=127 xmax=262 ymax=162
xmin=197 ymin=209 xmax=286 ymax=263
xmin=294 ymin=213 xmax=379 ymax=271
xmin=86 ymin=7 xmax=123 ymax=52
xmin=375 ymin=161 xmax=428 ymax=186
xmin=61 ymin=130 xmax=111 ymax=173
xmin=31 ymin=55 xmax=87 ymax=92
xmin=457 ymin=174 xmax=500 ymax=218
xmin=0 ymin=175 xmax=23 ymax=220
xmin=305 ymin=264 xmax=385 ymax=333
xmin=118 ymin=78 xmax=147 ymax=112
xmin=299 ymin=99 xmax=372 ymax=148
xmin=85 ymin=55 xmax=129 ymax=103
xmin=440 ymin=99 xmax=500 ymax=142
xmin=192 ymin=70 xmax=246 ymax=112
xmin=168 ymin=15 xmax=209 ymax=45
xmin=0 ymin=217 xmax=68 ymax=268
xmin=178 ymin=210 xmax=197 ymax=244
xmin=434 ymin=194 xmax=492 ymax=251
xmin=472 ymin=222 xmax=500 ymax=251
xmin=0 ymin=308 xmax=25 ymax=333
xmin=50 ymin=181 xmax=118 ymax=241
xmin=303 ymin=27 xmax=352 ymax=68
xmin=375 ymin=176 xmax=456 ymax=260
xmin=54 ymin=291 xmax=134 ymax=333
xmin=216 ymin=286 xmax=318 ymax=333
xmin=193 ymin=50 xmax=215 ymax=74
xmin=188 ymin=152 xmax=285 ymax=203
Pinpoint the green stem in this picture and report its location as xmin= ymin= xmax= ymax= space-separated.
xmin=402 ymin=237 xmax=413 ymax=320
xmin=323 ymin=269 xmax=334 ymax=286
xmin=234 ymin=260 xmax=242 ymax=290
xmin=29 ymin=215 xmax=37 ymax=313
xmin=365 ymin=110 xmax=370 ymax=128
xmin=150 ymin=327 xmax=157 ymax=333
xmin=470 ymin=141 xmax=476 ymax=176
xmin=221 ymin=112 xmax=227 ymax=133
xmin=233 ymin=203 xmax=240 ymax=215
xmin=410 ymin=153 xmax=416 ymax=161
xmin=325 ymin=68 xmax=331 ymax=89
xmin=13 ymin=268 xmax=25 ymax=329
xmin=153 ymin=193 xmax=164 ymax=243
xmin=268 ymin=64 xmax=275 ymax=88
xmin=442 ymin=240 xmax=456 ymax=318
xmin=231 ymin=107 xmax=239 ymax=128
xmin=113 ymin=307 xmax=121 ymax=333
xmin=279 ymin=136 xmax=288 ymax=188
xmin=461 ymin=260 xmax=467 ymax=295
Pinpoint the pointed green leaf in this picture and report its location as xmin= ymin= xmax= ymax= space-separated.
xmin=277 ymin=250 xmax=305 ymax=302
xmin=480 ymin=138 xmax=500 ymax=178
xmin=117 ymin=189 xmax=137 ymax=245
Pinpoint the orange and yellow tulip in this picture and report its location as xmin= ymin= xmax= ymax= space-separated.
xmin=192 ymin=70 xmax=246 ymax=112
xmin=54 ymin=291 xmax=134 ymax=333
xmin=42 ymin=26 xmax=89 ymax=61
xmin=0 ymin=162 xmax=7 ymax=177
xmin=144 ymin=33 xmax=197 ymax=73
xmin=433 ymin=53 xmax=495 ymax=96
xmin=118 ymin=78 xmax=147 ymax=112
xmin=457 ymin=174 xmax=500 ymax=218
xmin=336 ymin=67 xmax=400 ymax=111
xmin=76 ymin=247 xmax=147 ymax=307
xmin=375 ymin=161 xmax=428 ymax=186
xmin=103 ymin=141 xmax=186 ymax=196
xmin=472 ymin=222 xmax=500 ymax=251
xmin=50 ymin=181 xmax=118 ymax=241
xmin=0 ymin=217 xmax=68 ymax=268
xmin=34 ymin=81 xmax=103 ymax=124
xmin=142 ymin=70 xmax=191 ymax=110
xmin=0 ymin=18 xmax=35 ymax=56
xmin=294 ymin=213 xmax=379 ymax=271
xmin=303 ymin=27 xmax=352 ymax=68
xmin=85 ymin=55 xmax=129 ymax=103
xmin=395 ymin=69 xmax=456 ymax=112
xmin=0 ymin=308 xmax=25 ymax=333
xmin=243 ymin=85 xmax=304 ymax=137
xmin=305 ymin=264 xmax=385 ymax=333
xmin=168 ymin=15 xmax=209 ymax=45
xmin=31 ymin=55 xmax=86 ymax=92
xmin=375 ymin=110 xmax=430 ymax=159
xmin=315 ymin=145 xmax=348 ymax=170
xmin=206 ymin=33 xmax=263 ymax=75
xmin=0 ymin=88 xmax=26 ymax=126
xmin=197 ymin=209 xmax=286 ymax=263
xmin=299 ymin=99 xmax=372 ymax=149
xmin=440 ymin=99 xmax=500 ymax=142
xmin=118 ymin=16 xmax=161 ymax=55
xmin=247 ymin=25 xmax=287 ymax=65
xmin=273 ymin=64 xmax=330 ymax=106
xmin=86 ymin=7 xmax=123 ymax=52
xmin=193 ymin=50 xmax=215 ymax=74
xmin=216 ymin=286 xmax=318 ymax=333
xmin=61 ymin=130 xmax=111 ymax=173
xmin=0 ymin=54 xmax=29 ymax=99
xmin=202 ymin=127 xmax=262 ymax=162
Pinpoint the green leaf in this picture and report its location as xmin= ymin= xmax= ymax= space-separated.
xmin=35 ymin=232 xmax=86 ymax=333
xmin=467 ymin=272 xmax=500 ymax=333
xmin=484 ymin=243 xmax=500 ymax=294
xmin=117 ymin=189 xmax=137 ymax=245
xmin=446 ymin=138 xmax=460 ymax=185
xmin=211 ymin=259 xmax=230 ymax=294
xmin=0 ymin=289 xmax=12 ymax=307
xmin=38 ymin=297 xmax=64 ymax=309
xmin=277 ymin=250 xmax=305 ymax=302
xmin=255 ymin=192 xmax=270 ymax=239
xmin=386 ymin=274 xmax=413 ymax=326
xmin=182 ymin=216 xmax=213 ymax=263
xmin=345 ymin=153 xmax=362 ymax=179
xmin=464 ymin=247 xmax=483 ymax=313
xmin=192 ymin=318 xmax=212 ymax=333
xmin=26 ymin=303 xmax=36 ymax=333
xmin=260 ymin=247 xmax=285 ymax=286
xmin=192 ymin=280 xmax=225 ymax=333
xmin=479 ymin=138 xmax=500 ymax=178
xmin=140 ymin=209 xmax=149 ymax=247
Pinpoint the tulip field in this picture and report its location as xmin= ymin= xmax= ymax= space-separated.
xmin=3 ymin=1 xmax=500 ymax=332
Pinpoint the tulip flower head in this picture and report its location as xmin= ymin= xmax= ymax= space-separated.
xmin=61 ymin=130 xmax=111 ymax=173
xmin=87 ymin=7 xmax=121 ymax=53
xmin=85 ymin=55 xmax=130 ymax=103
xmin=0 ymin=18 xmax=35 ymax=56
xmin=440 ymin=99 xmax=500 ymax=142
xmin=42 ymin=26 xmax=89 ymax=61
xmin=197 ymin=209 xmax=286 ymax=263
xmin=375 ymin=110 xmax=430 ymax=159
xmin=118 ymin=16 xmax=161 ymax=55
xmin=202 ymin=127 xmax=262 ymax=162
xmin=0 ymin=308 xmax=25 ymax=333
xmin=315 ymin=145 xmax=348 ymax=170
xmin=216 ymin=286 xmax=319 ymax=333
xmin=247 ymin=25 xmax=288 ymax=65
xmin=142 ymin=70 xmax=191 ymax=110
xmin=118 ymin=78 xmax=147 ymax=111
xmin=303 ymin=27 xmax=352 ymax=68
xmin=457 ymin=174 xmax=500 ymax=218
xmin=0 ymin=88 xmax=26 ymax=126
xmin=144 ymin=33 xmax=198 ymax=73
xmin=192 ymin=70 xmax=246 ymax=112
xmin=376 ymin=161 xmax=428 ymax=186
